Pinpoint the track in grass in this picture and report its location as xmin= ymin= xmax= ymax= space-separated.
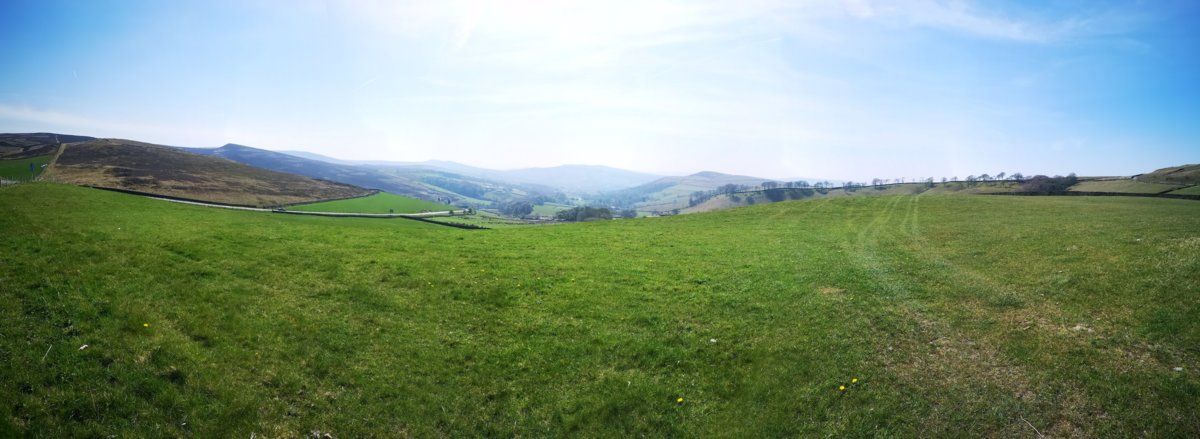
xmin=2 ymin=183 xmax=1197 ymax=436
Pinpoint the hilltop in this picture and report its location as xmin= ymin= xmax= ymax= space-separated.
xmin=44 ymin=139 xmax=369 ymax=206
xmin=0 ymin=133 xmax=94 ymax=159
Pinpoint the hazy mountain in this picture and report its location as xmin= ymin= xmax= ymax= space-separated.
xmin=184 ymin=144 xmax=438 ymax=199
xmin=279 ymin=150 xmax=660 ymax=193
xmin=592 ymin=171 xmax=780 ymax=212
xmin=186 ymin=144 xmax=557 ymax=206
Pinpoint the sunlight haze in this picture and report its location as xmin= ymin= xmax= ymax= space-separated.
xmin=1 ymin=0 xmax=1196 ymax=180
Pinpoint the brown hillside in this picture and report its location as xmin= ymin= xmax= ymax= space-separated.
xmin=44 ymin=139 xmax=369 ymax=206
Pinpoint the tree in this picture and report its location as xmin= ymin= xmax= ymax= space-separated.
xmin=556 ymin=206 xmax=613 ymax=222
xmin=762 ymin=181 xmax=779 ymax=189
xmin=499 ymin=200 xmax=533 ymax=217
xmin=1011 ymin=172 xmax=1024 ymax=182
xmin=996 ymin=172 xmax=1007 ymax=181
xmin=1017 ymin=174 xmax=1078 ymax=194
xmin=619 ymin=209 xmax=637 ymax=219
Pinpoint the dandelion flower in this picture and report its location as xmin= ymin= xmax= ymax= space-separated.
xmin=838 ymin=385 xmax=845 ymax=391
xmin=143 ymin=323 xmax=150 ymax=327
xmin=676 ymin=397 xmax=684 ymax=404
xmin=851 ymin=378 xmax=858 ymax=383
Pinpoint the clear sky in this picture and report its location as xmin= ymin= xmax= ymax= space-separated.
xmin=1 ymin=1 xmax=1197 ymax=180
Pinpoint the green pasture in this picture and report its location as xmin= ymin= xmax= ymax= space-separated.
xmin=2 ymin=183 xmax=1197 ymax=437
xmin=288 ymin=192 xmax=451 ymax=214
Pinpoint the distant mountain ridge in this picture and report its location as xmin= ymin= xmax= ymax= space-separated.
xmin=281 ymin=150 xmax=661 ymax=193
xmin=184 ymin=144 xmax=560 ymax=207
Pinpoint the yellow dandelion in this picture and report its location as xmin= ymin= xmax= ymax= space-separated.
xmin=851 ymin=378 xmax=858 ymax=383
xmin=676 ymin=397 xmax=684 ymax=404
xmin=838 ymin=385 xmax=845 ymax=391
xmin=143 ymin=323 xmax=150 ymax=327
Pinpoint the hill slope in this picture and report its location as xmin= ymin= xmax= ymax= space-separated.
xmin=189 ymin=144 xmax=558 ymax=206
xmin=1136 ymin=164 xmax=1200 ymax=186
xmin=599 ymin=171 xmax=775 ymax=212
xmin=2 ymin=183 xmax=1198 ymax=436
xmin=45 ymin=139 xmax=369 ymax=206
xmin=0 ymin=133 xmax=94 ymax=159
xmin=278 ymin=150 xmax=661 ymax=193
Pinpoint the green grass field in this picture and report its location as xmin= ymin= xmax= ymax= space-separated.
xmin=1168 ymin=185 xmax=1200 ymax=196
xmin=0 ymin=155 xmax=53 ymax=181
xmin=288 ymin=192 xmax=451 ymax=214
xmin=531 ymin=202 xmax=571 ymax=217
xmin=1069 ymin=179 xmax=1181 ymax=194
xmin=2 ymin=183 xmax=1198 ymax=436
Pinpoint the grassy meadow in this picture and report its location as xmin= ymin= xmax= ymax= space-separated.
xmin=0 ymin=155 xmax=52 ymax=181
xmin=1168 ymin=185 xmax=1200 ymax=196
xmin=289 ymin=192 xmax=451 ymax=214
xmin=1069 ymin=179 xmax=1181 ymax=194
xmin=2 ymin=183 xmax=1198 ymax=436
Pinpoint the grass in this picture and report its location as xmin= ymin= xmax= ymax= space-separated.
xmin=1167 ymin=185 xmax=1200 ymax=196
xmin=426 ymin=210 xmax=540 ymax=228
xmin=0 ymin=155 xmax=52 ymax=181
xmin=1068 ymin=179 xmax=1181 ymax=194
xmin=288 ymin=192 xmax=451 ymax=214
xmin=531 ymin=202 xmax=571 ymax=217
xmin=2 ymin=183 xmax=1198 ymax=436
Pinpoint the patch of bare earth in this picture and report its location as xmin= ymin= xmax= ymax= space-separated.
xmin=879 ymin=306 xmax=1098 ymax=437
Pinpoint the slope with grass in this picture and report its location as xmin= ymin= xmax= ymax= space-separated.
xmin=0 ymin=155 xmax=54 ymax=181
xmin=600 ymin=171 xmax=776 ymax=213
xmin=2 ymin=183 xmax=1198 ymax=437
xmin=289 ymin=192 xmax=450 ymax=214
xmin=1167 ymin=185 xmax=1200 ymax=196
xmin=1136 ymin=164 xmax=1200 ymax=186
xmin=1069 ymin=179 xmax=1181 ymax=194
xmin=44 ymin=139 xmax=369 ymax=206
xmin=186 ymin=143 xmax=561 ymax=207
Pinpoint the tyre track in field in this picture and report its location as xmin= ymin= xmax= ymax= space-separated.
xmin=844 ymin=195 xmax=1064 ymax=436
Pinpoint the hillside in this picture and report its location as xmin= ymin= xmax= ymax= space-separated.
xmin=189 ymin=144 xmax=557 ymax=207
xmin=279 ymin=151 xmax=661 ymax=194
xmin=184 ymin=144 xmax=445 ymax=200
xmin=0 ymin=133 xmax=94 ymax=159
xmin=2 ymin=183 xmax=1198 ymax=436
xmin=598 ymin=171 xmax=775 ymax=212
xmin=1136 ymin=164 xmax=1200 ymax=186
xmin=44 ymin=139 xmax=369 ymax=206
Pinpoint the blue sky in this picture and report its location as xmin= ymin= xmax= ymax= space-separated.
xmin=1 ymin=0 xmax=1196 ymax=180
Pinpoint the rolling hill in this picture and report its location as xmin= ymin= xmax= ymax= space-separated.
xmin=0 ymin=133 xmax=94 ymax=159
xmin=187 ymin=144 xmax=559 ymax=207
xmin=596 ymin=171 xmax=777 ymax=212
xmin=43 ymin=139 xmax=369 ymax=206
xmin=282 ymin=150 xmax=662 ymax=194
xmin=1136 ymin=164 xmax=1200 ymax=186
